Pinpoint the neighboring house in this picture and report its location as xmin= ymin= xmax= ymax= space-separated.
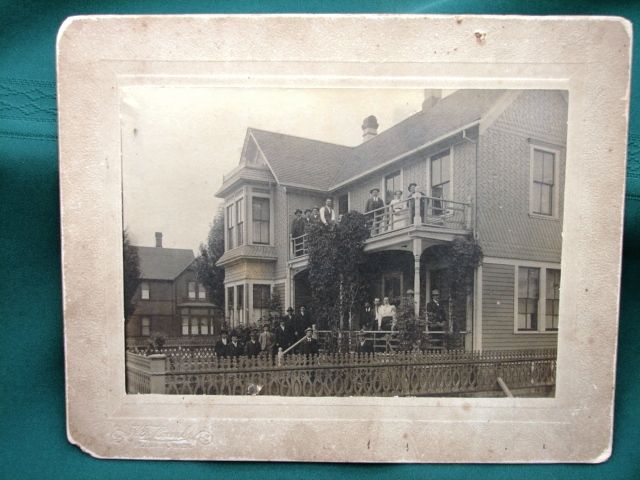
xmin=126 ymin=232 xmax=222 ymax=348
xmin=215 ymin=89 xmax=567 ymax=351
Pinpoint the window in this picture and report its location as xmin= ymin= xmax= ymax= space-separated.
xmin=531 ymin=148 xmax=556 ymax=216
xmin=140 ymin=282 xmax=150 ymax=300
xmin=141 ymin=317 xmax=150 ymax=336
xmin=236 ymin=198 xmax=244 ymax=246
xmin=199 ymin=317 xmax=209 ymax=335
xmin=545 ymin=269 xmax=561 ymax=330
xmin=182 ymin=316 xmax=189 ymax=335
xmin=198 ymin=283 xmax=207 ymax=299
xmin=252 ymin=197 xmax=270 ymax=244
xmin=384 ymin=171 xmax=401 ymax=204
xmin=338 ymin=193 xmax=349 ymax=216
xmin=188 ymin=281 xmax=196 ymax=299
xmin=227 ymin=286 xmax=234 ymax=312
xmin=518 ymin=267 xmax=539 ymax=331
xmin=253 ymin=284 xmax=271 ymax=310
xmin=430 ymin=150 xmax=451 ymax=213
xmin=190 ymin=317 xmax=199 ymax=335
xmin=237 ymin=284 xmax=244 ymax=310
xmin=381 ymin=272 xmax=403 ymax=302
xmin=226 ymin=204 xmax=235 ymax=249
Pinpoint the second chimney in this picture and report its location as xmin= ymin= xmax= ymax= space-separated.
xmin=422 ymin=89 xmax=443 ymax=111
xmin=361 ymin=115 xmax=379 ymax=142
xmin=155 ymin=232 xmax=163 ymax=248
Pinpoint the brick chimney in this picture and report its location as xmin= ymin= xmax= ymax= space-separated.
xmin=422 ymin=89 xmax=442 ymax=111
xmin=155 ymin=232 xmax=163 ymax=248
xmin=361 ymin=115 xmax=379 ymax=142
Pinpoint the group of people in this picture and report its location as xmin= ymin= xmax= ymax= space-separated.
xmin=215 ymin=305 xmax=318 ymax=358
xmin=291 ymin=198 xmax=342 ymax=238
xmin=365 ymin=184 xmax=428 ymax=235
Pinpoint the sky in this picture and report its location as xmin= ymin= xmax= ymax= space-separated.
xmin=121 ymin=86 xmax=436 ymax=252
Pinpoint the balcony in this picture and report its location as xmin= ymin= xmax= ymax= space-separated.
xmin=288 ymin=196 xmax=472 ymax=260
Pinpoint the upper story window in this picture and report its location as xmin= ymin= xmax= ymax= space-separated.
xmin=226 ymin=196 xmax=245 ymax=250
xmin=531 ymin=148 xmax=557 ymax=217
xmin=252 ymin=197 xmax=270 ymax=245
xmin=140 ymin=282 xmax=150 ymax=300
xmin=237 ymin=284 xmax=244 ymax=310
xmin=430 ymin=150 xmax=451 ymax=201
xmin=384 ymin=171 xmax=401 ymax=204
xmin=253 ymin=284 xmax=271 ymax=309
xmin=188 ymin=281 xmax=207 ymax=300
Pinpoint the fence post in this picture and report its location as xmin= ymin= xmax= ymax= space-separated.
xmin=148 ymin=354 xmax=167 ymax=394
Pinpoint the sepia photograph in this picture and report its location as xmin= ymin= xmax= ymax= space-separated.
xmin=122 ymin=87 xmax=564 ymax=398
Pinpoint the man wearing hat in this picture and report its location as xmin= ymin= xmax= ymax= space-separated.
xmin=298 ymin=327 xmax=319 ymax=355
xmin=259 ymin=323 xmax=274 ymax=354
xmin=291 ymin=209 xmax=306 ymax=239
xmin=214 ymin=329 xmax=229 ymax=358
xmin=226 ymin=331 xmax=243 ymax=358
xmin=245 ymin=329 xmax=262 ymax=358
xmin=426 ymin=289 xmax=447 ymax=329
xmin=309 ymin=206 xmax=321 ymax=225
xmin=365 ymin=187 xmax=385 ymax=235
xmin=274 ymin=317 xmax=293 ymax=352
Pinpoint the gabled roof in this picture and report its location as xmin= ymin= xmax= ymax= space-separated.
xmin=247 ymin=89 xmax=510 ymax=191
xmin=135 ymin=246 xmax=195 ymax=281
xmin=249 ymin=128 xmax=354 ymax=191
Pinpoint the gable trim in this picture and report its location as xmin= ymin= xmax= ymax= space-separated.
xmin=249 ymin=129 xmax=281 ymax=184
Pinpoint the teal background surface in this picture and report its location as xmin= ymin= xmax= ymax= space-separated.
xmin=1 ymin=1 xmax=638 ymax=478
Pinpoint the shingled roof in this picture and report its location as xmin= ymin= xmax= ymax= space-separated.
xmin=249 ymin=89 xmax=510 ymax=191
xmin=135 ymin=246 xmax=195 ymax=280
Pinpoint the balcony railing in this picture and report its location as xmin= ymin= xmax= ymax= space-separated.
xmin=289 ymin=197 xmax=472 ymax=258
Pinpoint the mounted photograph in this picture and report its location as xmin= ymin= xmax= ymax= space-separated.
xmin=123 ymin=87 xmax=564 ymax=398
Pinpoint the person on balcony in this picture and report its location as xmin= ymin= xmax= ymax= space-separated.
xmin=365 ymin=187 xmax=385 ymax=235
xmin=427 ymin=289 xmax=448 ymax=331
xmin=408 ymin=183 xmax=426 ymax=224
xmin=308 ymin=206 xmax=321 ymax=226
xmin=245 ymin=330 xmax=262 ymax=358
xmin=319 ymin=198 xmax=336 ymax=226
xmin=214 ymin=329 xmax=229 ymax=358
xmin=378 ymin=297 xmax=396 ymax=331
xmin=298 ymin=327 xmax=319 ymax=355
xmin=389 ymin=190 xmax=409 ymax=230
xmin=291 ymin=209 xmax=306 ymax=238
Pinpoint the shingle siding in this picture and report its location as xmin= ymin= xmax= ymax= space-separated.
xmin=477 ymin=90 xmax=567 ymax=262
xmin=481 ymin=262 xmax=558 ymax=350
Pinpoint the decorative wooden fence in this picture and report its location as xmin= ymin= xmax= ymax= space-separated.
xmin=126 ymin=349 xmax=556 ymax=397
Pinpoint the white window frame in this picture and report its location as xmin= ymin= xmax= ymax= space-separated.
xmin=249 ymin=191 xmax=273 ymax=246
xmin=383 ymin=169 xmax=403 ymax=205
xmin=511 ymin=260 xmax=561 ymax=334
xmin=529 ymin=144 xmax=561 ymax=219
xmin=140 ymin=282 xmax=150 ymax=300
xmin=224 ymin=188 xmax=246 ymax=251
xmin=425 ymin=147 xmax=454 ymax=201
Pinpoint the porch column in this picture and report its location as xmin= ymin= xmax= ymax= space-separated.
xmin=412 ymin=238 xmax=424 ymax=317
xmin=285 ymin=267 xmax=292 ymax=311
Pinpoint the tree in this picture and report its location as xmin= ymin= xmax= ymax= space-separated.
xmin=123 ymin=229 xmax=140 ymax=323
xmin=306 ymin=211 xmax=369 ymax=338
xmin=195 ymin=207 xmax=226 ymax=307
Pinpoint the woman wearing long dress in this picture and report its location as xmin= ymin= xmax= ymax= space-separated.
xmin=389 ymin=190 xmax=409 ymax=230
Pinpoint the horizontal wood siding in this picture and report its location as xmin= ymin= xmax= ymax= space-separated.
xmin=273 ymin=185 xmax=288 ymax=279
xmin=452 ymin=140 xmax=475 ymax=208
xmin=482 ymin=263 xmax=558 ymax=350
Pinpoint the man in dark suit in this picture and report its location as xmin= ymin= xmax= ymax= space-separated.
xmin=308 ymin=206 xmax=321 ymax=225
xmin=360 ymin=302 xmax=375 ymax=331
xmin=226 ymin=332 xmax=243 ymax=358
xmin=245 ymin=330 xmax=262 ymax=358
xmin=296 ymin=305 xmax=312 ymax=331
xmin=364 ymin=188 xmax=385 ymax=235
xmin=298 ymin=327 xmax=319 ymax=355
xmin=274 ymin=318 xmax=293 ymax=353
xmin=426 ymin=289 xmax=448 ymax=330
xmin=214 ymin=329 xmax=229 ymax=358
xmin=291 ymin=209 xmax=306 ymax=239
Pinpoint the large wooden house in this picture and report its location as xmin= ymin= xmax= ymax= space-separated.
xmin=126 ymin=232 xmax=222 ymax=348
xmin=215 ymin=89 xmax=567 ymax=351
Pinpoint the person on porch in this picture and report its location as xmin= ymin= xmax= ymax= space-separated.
xmin=309 ymin=206 xmax=321 ymax=225
xmin=373 ymin=297 xmax=382 ymax=329
xmin=296 ymin=305 xmax=312 ymax=331
xmin=360 ymin=302 xmax=375 ymax=330
xmin=214 ymin=329 xmax=229 ymax=358
xmin=365 ymin=187 xmax=385 ymax=234
xmin=378 ymin=297 xmax=396 ymax=331
xmin=298 ymin=327 xmax=319 ymax=355
xmin=274 ymin=317 xmax=293 ymax=353
xmin=356 ymin=329 xmax=374 ymax=354
xmin=245 ymin=329 xmax=262 ymax=358
xmin=319 ymin=197 xmax=336 ymax=225
xmin=427 ymin=289 xmax=448 ymax=330
xmin=304 ymin=208 xmax=312 ymax=227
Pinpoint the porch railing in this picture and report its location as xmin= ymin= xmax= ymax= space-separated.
xmin=290 ymin=233 xmax=308 ymax=258
xmin=366 ymin=196 xmax=471 ymax=237
xmin=126 ymin=348 xmax=556 ymax=397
